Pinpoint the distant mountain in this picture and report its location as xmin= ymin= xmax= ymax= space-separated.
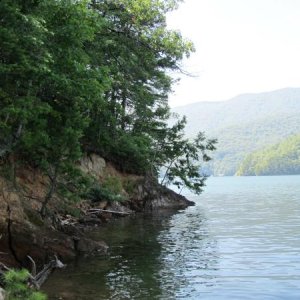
xmin=172 ymin=88 xmax=300 ymax=175
xmin=236 ymin=134 xmax=300 ymax=176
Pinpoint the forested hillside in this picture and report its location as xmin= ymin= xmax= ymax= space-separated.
xmin=0 ymin=0 xmax=216 ymax=212
xmin=236 ymin=134 xmax=300 ymax=176
xmin=172 ymin=88 xmax=300 ymax=175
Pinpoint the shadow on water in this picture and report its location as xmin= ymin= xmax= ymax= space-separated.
xmin=42 ymin=208 xmax=218 ymax=300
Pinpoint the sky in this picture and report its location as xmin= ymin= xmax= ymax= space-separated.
xmin=167 ymin=0 xmax=300 ymax=107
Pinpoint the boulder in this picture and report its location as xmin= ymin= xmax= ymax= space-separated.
xmin=131 ymin=178 xmax=194 ymax=211
xmin=75 ymin=238 xmax=108 ymax=255
xmin=79 ymin=154 xmax=106 ymax=179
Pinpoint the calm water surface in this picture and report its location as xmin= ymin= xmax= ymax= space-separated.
xmin=43 ymin=176 xmax=300 ymax=299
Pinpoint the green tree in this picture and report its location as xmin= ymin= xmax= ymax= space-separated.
xmin=158 ymin=117 xmax=217 ymax=193
xmin=84 ymin=0 xmax=194 ymax=174
xmin=33 ymin=0 xmax=108 ymax=216
xmin=4 ymin=269 xmax=46 ymax=300
xmin=0 ymin=0 xmax=107 ymax=215
xmin=0 ymin=0 xmax=51 ymax=182
xmin=237 ymin=134 xmax=300 ymax=176
xmin=1 ymin=0 xmax=215 ymax=204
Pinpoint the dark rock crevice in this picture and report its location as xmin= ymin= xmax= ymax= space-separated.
xmin=6 ymin=205 xmax=22 ymax=266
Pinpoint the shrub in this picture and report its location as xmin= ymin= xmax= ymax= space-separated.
xmin=86 ymin=184 xmax=126 ymax=203
xmin=102 ymin=176 xmax=123 ymax=195
xmin=4 ymin=269 xmax=47 ymax=300
xmin=123 ymin=178 xmax=138 ymax=196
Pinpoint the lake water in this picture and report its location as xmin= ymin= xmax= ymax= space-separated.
xmin=43 ymin=176 xmax=300 ymax=299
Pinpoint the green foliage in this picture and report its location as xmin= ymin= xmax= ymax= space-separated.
xmin=86 ymin=175 xmax=126 ymax=203
xmin=57 ymin=165 xmax=94 ymax=203
xmin=4 ymin=269 xmax=47 ymax=300
xmin=208 ymin=114 xmax=300 ymax=176
xmin=87 ymin=185 xmax=126 ymax=203
xmin=237 ymin=134 xmax=300 ymax=176
xmin=0 ymin=0 xmax=51 ymax=159
xmin=61 ymin=205 xmax=82 ymax=218
xmin=0 ymin=0 xmax=212 ymax=199
xmin=102 ymin=176 xmax=123 ymax=195
xmin=158 ymin=117 xmax=217 ymax=194
xmin=84 ymin=0 xmax=195 ymax=175
xmin=123 ymin=178 xmax=139 ymax=196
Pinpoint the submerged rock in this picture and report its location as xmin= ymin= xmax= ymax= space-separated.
xmin=74 ymin=237 xmax=108 ymax=255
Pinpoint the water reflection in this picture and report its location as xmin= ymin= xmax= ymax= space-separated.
xmin=103 ymin=214 xmax=167 ymax=299
xmin=43 ymin=211 xmax=192 ymax=299
xmin=43 ymin=176 xmax=300 ymax=299
xmin=158 ymin=207 xmax=219 ymax=299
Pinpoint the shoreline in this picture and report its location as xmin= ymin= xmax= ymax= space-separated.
xmin=0 ymin=155 xmax=194 ymax=270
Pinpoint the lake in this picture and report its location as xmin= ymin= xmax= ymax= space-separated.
xmin=43 ymin=175 xmax=300 ymax=299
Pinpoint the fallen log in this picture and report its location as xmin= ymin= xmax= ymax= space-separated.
xmin=27 ymin=255 xmax=65 ymax=289
xmin=87 ymin=208 xmax=131 ymax=215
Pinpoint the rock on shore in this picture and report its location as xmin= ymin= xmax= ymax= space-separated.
xmin=0 ymin=154 xmax=193 ymax=268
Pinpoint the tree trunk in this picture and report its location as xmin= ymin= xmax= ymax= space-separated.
xmin=160 ymin=159 xmax=175 ymax=186
xmin=40 ymin=167 xmax=58 ymax=218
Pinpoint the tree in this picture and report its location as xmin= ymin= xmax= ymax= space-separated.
xmin=0 ymin=0 xmax=51 ymax=183
xmin=158 ymin=117 xmax=217 ymax=194
xmin=84 ymin=0 xmax=195 ymax=174
xmin=1 ymin=0 xmax=216 ymax=207
xmin=3 ymin=269 xmax=46 ymax=300
xmin=28 ymin=0 xmax=107 ymax=216
xmin=1 ymin=0 xmax=108 ymax=216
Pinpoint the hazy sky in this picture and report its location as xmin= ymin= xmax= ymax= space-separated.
xmin=167 ymin=0 xmax=300 ymax=107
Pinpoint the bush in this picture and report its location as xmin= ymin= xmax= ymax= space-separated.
xmin=123 ymin=178 xmax=138 ymax=196
xmin=4 ymin=269 xmax=47 ymax=300
xmin=102 ymin=176 xmax=123 ymax=195
xmin=86 ymin=183 xmax=126 ymax=203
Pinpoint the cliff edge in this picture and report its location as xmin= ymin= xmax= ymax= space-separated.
xmin=0 ymin=154 xmax=194 ymax=268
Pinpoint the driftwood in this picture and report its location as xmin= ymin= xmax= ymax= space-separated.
xmin=0 ymin=262 xmax=9 ymax=273
xmin=60 ymin=215 xmax=78 ymax=226
xmin=87 ymin=208 xmax=131 ymax=215
xmin=0 ymin=255 xmax=65 ymax=290
xmin=27 ymin=255 xmax=65 ymax=289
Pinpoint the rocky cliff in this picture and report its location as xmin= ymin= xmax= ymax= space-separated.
xmin=0 ymin=154 xmax=193 ymax=268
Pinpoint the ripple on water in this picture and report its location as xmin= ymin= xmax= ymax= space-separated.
xmin=43 ymin=176 xmax=300 ymax=299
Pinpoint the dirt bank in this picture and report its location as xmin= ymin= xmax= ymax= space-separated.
xmin=0 ymin=154 xmax=193 ymax=269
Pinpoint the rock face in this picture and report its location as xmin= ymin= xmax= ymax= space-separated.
xmin=0 ymin=180 xmax=29 ymax=267
xmin=145 ymin=186 xmax=194 ymax=210
xmin=78 ymin=154 xmax=194 ymax=210
xmin=130 ymin=178 xmax=194 ymax=211
xmin=79 ymin=154 xmax=106 ymax=179
xmin=0 ymin=154 xmax=194 ymax=268
xmin=0 ymin=177 xmax=108 ymax=268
